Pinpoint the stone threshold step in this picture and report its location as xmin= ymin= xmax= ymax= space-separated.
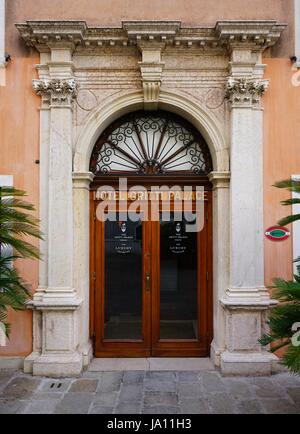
xmin=88 ymin=357 xmax=214 ymax=371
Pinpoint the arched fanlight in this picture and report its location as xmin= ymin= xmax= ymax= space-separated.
xmin=90 ymin=111 xmax=212 ymax=176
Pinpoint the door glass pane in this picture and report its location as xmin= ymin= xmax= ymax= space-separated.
xmin=160 ymin=213 xmax=198 ymax=339
xmin=104 ymin=215 xmax=142 ymax=340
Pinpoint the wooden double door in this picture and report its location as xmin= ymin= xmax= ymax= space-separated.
xmin=90 ymin=189 xmax=212 ymax=357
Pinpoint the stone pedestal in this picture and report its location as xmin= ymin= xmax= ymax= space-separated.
xmin=24 ymin=299 xmax=82 ymax=377
xmin=220 ymin=301 xmax=278 ymax=375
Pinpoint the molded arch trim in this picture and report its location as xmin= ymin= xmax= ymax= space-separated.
xmin=73 ymin=90 xmax=229 ymax=174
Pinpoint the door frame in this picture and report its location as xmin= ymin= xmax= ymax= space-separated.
xmin=90 ymin=176 xmax=213 ymax=357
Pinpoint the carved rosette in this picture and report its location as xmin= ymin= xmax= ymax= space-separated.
xmin=225 ymin=78 xmax=269 ymax=107
xmin=32 ymin=78 xmax=78 ymax=106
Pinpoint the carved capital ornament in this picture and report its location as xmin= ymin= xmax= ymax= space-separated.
xmin=32 ymin=78 xmax=77 ymax=105
xmin=225 ymin=78 xmax=269 ymax=106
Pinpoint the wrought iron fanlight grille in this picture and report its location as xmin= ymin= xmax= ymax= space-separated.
xmin=90 ymin=111 xmax=212 ymax=176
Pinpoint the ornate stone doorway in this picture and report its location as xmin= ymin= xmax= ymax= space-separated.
xmin=15 ymin=19 xmax=285 ymax=376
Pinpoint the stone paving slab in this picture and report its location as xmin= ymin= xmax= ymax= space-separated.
xmin=0 ymin=369 xmax=299 ymax=414
xmin=89 ymin=358 xmax=214 ymax=371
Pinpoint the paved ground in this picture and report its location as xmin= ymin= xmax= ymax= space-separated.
xmin=0 ymin=369 xmax=299 ymax=414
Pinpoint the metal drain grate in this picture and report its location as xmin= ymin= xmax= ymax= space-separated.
xmin=50 ymin=382 xmax=62 ymax=389
xmin=42 ymin=380 xmax=70 ymax=392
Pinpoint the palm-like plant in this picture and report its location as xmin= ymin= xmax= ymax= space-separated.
xmin=260 ymin=179 xmax=300 ymax=374
xmin=0 ymin=187 xmax=42 ymax=337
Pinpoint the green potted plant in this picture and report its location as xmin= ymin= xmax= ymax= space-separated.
xmin=260 ymin=179 xmax=300 ymax=374
xmin=0 ymin=187 xmax=42 ymax=338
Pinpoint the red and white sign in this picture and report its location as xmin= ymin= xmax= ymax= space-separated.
xmin=265 ymin=226 xmax=290 ymax=241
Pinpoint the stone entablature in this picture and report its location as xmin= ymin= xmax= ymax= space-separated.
xmin=16 ymin=21 xmax=285 ymax=113
xmin=16 ymin=20 xmax=286 ymax=127
xmin=16 ymin=20 xmax=285 ymax=51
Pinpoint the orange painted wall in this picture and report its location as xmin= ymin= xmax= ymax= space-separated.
xmin=0 ymin=1 xmax=298 ymax=357
xmin=0 ymin=56 xmax=39 ymax=356
xmin=263 ymin=59 xmax=300 ymax=285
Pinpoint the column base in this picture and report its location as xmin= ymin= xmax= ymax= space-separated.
xmin=81 ymin=339 xmax=93 ymax=368
xmin=24 ymin=351 xmax=40 ymax=374
xmin=24 ymin=352 xmax=83 ymax=377
xmin=210 ymin=340 xmax=224 ymax=368
xmin=220 ymin=350 xmax=279 ymax=376
xmin=24 ymin=292 xmax=83 ymax=377
xmin=219 ymin=290 xmax=282 ymax=376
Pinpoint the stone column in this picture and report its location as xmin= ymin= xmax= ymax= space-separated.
xmin=72 ymin=172 xmax=95 ymax=368
xmin=23 ymin=54 xmax=51 ymax=373
xmin=220 ymin=49 xmax=277 ymax=375
xmin=24 ymin=46 xmax=83 ymax=377
xmin=208 ymin=171 xmax=230 ymax=367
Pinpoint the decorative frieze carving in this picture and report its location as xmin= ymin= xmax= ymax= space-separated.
xmin=225 ymin=77 xmax=269 ymax=106
xmin=32 ymin=78 xmax=77 ymax=105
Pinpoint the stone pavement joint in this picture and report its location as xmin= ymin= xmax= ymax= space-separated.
xmin=0 ymin=369 xmax=299 ymax=414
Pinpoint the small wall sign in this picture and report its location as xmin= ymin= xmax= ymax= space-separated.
xmin=265 ymin=226 xmax=290 ymax=241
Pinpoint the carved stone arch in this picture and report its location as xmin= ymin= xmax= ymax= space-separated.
xmin=89 ymin=110 xmax=213 ymax=176
xmin=73 ymin=89 xmax=229 ymax=174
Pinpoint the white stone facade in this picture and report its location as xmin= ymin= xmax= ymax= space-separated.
xmin=15 ymin=19 xmax=286 ymax=376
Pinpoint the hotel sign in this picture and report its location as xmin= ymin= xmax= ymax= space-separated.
xmin=265 ymin=226 xmax=290 ymax=241
xmin=168 ymin=222 xmax=188 ymax=254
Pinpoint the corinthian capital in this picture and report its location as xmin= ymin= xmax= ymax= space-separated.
xmin=225 ymin=78 xmax=269 ymax=107
xmin=32 ymin=78 xmax=77 ymax=105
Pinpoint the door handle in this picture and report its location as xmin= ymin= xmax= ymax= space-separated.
xmin=145 ymin=272 xmax=151 ymax=291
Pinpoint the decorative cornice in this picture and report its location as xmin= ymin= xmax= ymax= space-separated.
xmin=215 ymin=20 xmax=287 ymax=50
xmin=123 ymin=21 xmax=181 ymax=42
xmin=32 ymin=78 xmax=77 ymax=105
xmin=16 ymin=21 xmax=87 ymax=48
xmin=225 ymin=77 xmax=269 ymax=106
xmin=16 ymin=20 xmax=286 ymax=52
